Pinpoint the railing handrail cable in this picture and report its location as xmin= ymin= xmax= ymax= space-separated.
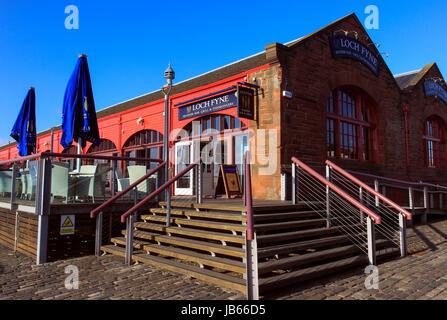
xmin=292 ymin=157 xmax=381 ymax=224
xmin=90 ymin=161 xmax=166 ymax=218
xmin=326 ymin=160 xmax=412 ymax=220
xmin=120 ymin=158 xmax=201 ymax=223
xmin=0 ymin=151 xmax=163 ymax=166
xmin=346 ymin=168 xmax=447 ymax=191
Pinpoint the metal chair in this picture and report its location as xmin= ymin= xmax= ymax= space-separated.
xmin=76 ymin=163 xmax=110 ymax=202
xmin=127 ymin=165 xmax=156 ymax=197
xmin=0 ymin=170 xmax=13 ymax=197
xmin=51 ymin=162 xmax=70 ymax=203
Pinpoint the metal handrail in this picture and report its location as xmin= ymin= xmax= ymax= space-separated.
xmin=0 ymin=151 xmax=163 ymax=166
xmin=326 ymin=160 xmax=412 ymax=220
xmin=0 ymin=153 xmax=43 ymax=166
xmin=292 ymin=157 xmax=381 ymax=224
xmin=120 ymin=158 xmax=201 ymax=223
xmin=90 ymin=161 xmax=166 ymax=218
xmin=346 ymin=168 xmax=447 ymax=191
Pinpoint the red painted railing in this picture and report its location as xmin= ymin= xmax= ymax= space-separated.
xmin=326 ymin=160 xmax=412 ymax=220
xmin=0 ymin=151 xmax=163 ymax=166
xmin=120 ymin=158 xmax=201 ymax=223
xmin=90 ymin=161 xmax=166 ymax=218
xmin=292 ymin=157 xmax=381 ymax=224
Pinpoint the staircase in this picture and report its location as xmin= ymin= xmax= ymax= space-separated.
xmin=100 ymin=201 xmax=400 ymax=297
xmin=101 ymin=201 xmax=248 ymax=293
xmin=253 ymin=204 xmax=399 ymax=295
xmin=94 ymin=155 xmax=409 ymax=299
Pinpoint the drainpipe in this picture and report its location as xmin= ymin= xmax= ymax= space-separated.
xmin=403 ymin=104 xmax=410 ymax=168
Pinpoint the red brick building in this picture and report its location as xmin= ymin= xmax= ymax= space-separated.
xmin=1 ymin=13 xmax=446 ymax=200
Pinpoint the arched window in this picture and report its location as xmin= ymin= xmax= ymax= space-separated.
xmin=123 ymin=130 xmax=163 ymax=167
xmin=424 ymin=117 xmax=446 ymax=168
xmin=178 ymin=114 xmax=247 ymax=139
xmin=83 ymin=139 xmax=118 ymax=166
xmin=86 ymin=139 xmax=117 ymax=155
xmin=61 ymin=145 xmax=79 ymax=171
xmin=326 ymin=87 xmax=376 ymax=161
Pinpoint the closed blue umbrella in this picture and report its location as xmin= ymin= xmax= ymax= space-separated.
xmin=60 ymin=54 xmax=100 ymax=152
xmin=10 ymin=87 xmax=36 ymax=156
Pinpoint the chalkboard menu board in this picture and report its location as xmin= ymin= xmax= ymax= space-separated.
xmin=214 ymin=164 xmax=242 ymax=198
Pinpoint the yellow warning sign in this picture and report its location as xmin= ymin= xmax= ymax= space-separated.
xmin=60 ymin=215 xmax=75 ymax=235
xmin=62 ymin=217 xmax=73 ymax=227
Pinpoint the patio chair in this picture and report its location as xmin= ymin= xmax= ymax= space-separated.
xmin=51 ymin=162 xmax=70 ymax=202
xmin=26 ymin=162 xmax=39 ymax=201
xmin=20 ymin=168 xmax=28 ymax=199
xmin=127 ymin=165 xmax=156 ymax=196
xmin=0 ymin=170 xmax=13 ymax=197
xmin=115 ymin=167 xmax=130 ymax=192
xmin=76 ymin=163 xmax=110 ymax=202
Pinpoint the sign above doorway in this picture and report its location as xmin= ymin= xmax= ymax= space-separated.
xmin=176 ymin=84 xmax=256 ymax=121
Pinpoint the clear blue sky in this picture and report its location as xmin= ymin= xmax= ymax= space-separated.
xmin=1 ymin=0 xmax=446 ymax=146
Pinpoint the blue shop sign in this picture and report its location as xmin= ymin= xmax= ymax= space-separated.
xmin=330 ymin=36 xmax=381 ymax=76
xmin=178 ymin=90 xmax=238 ymax=121
xmin=424 ymin=80 xmax=447 ymax=105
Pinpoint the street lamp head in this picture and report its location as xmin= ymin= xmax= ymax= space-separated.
xmin=164 ymin=62 xmax=175 ymax=86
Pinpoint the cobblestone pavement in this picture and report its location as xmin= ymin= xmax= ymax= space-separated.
xmin=266 ymin=217 xmax=447 ymax=300
xmin=1 ymin=217 xmax=447 ymax=300
xmin=0 ymin=248 xmax=244 ymax=300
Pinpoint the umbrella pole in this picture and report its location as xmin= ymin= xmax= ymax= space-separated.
xmin=77 ymin=137 xmax=82 ymax=172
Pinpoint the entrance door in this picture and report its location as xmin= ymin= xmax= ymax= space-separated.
xmin=234 ymin=134 xmax=248 ymax=186
xmin=174 ymin=141 xmax=194 ymax=195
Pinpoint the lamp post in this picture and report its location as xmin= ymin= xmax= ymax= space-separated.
xmin=162 ymin=63 xmax=175 ymax=227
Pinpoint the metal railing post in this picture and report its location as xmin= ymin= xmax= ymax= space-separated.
xmin=111 ymin=160 xmax=116 ymax=197
xmin=199 ymin=162 xmax=203 ymax=204
xmin=440 ymin=189 xmax=443 ymax=209
xmin=326 ymin=165 xmax=331 ymax=228
xmin=422 ymin=186 xmax=428 ymax=224
xmin=291 ymin=163 xmax=296 ymax=204
xmin=11 ymin=163 xmax=18 ymax=211
xmin=399 ymin=213 xmax=407 ymax=257
xmin=280 ymin=170 xmax=287 ymax=201
xmin=408 ymin=186 xmax=414 ymax=215
xmin=157 ymin=165 xmax=165 ymax=202
xmin=245 ymin=232 xmax=259 ymax=300
xmin=166 ymin=168 xmax=172 ymax=227
xmin=366 ymin=216 xmax=376 ymax=266
xmin=374 ymin=179 xmax=379 ymax=207
xmin=95 ymin=211 xmax=103 ymax=256
xmin=430 ymin=192 xmax=434 ymax=209
xmin=14 ymin=212 xmax=19 ymax=252
xmin=125 ymin=213 xmax=135 ymax=265
xmin=244 ymin=151 xmax=258 ymax=300
xmin=359 ymin=186 xmax=364 ymax=222
xmin=36 ymin=158 xmax=52 ymax=265
xmin=195 ymin=162 xmax=203 ymax=204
